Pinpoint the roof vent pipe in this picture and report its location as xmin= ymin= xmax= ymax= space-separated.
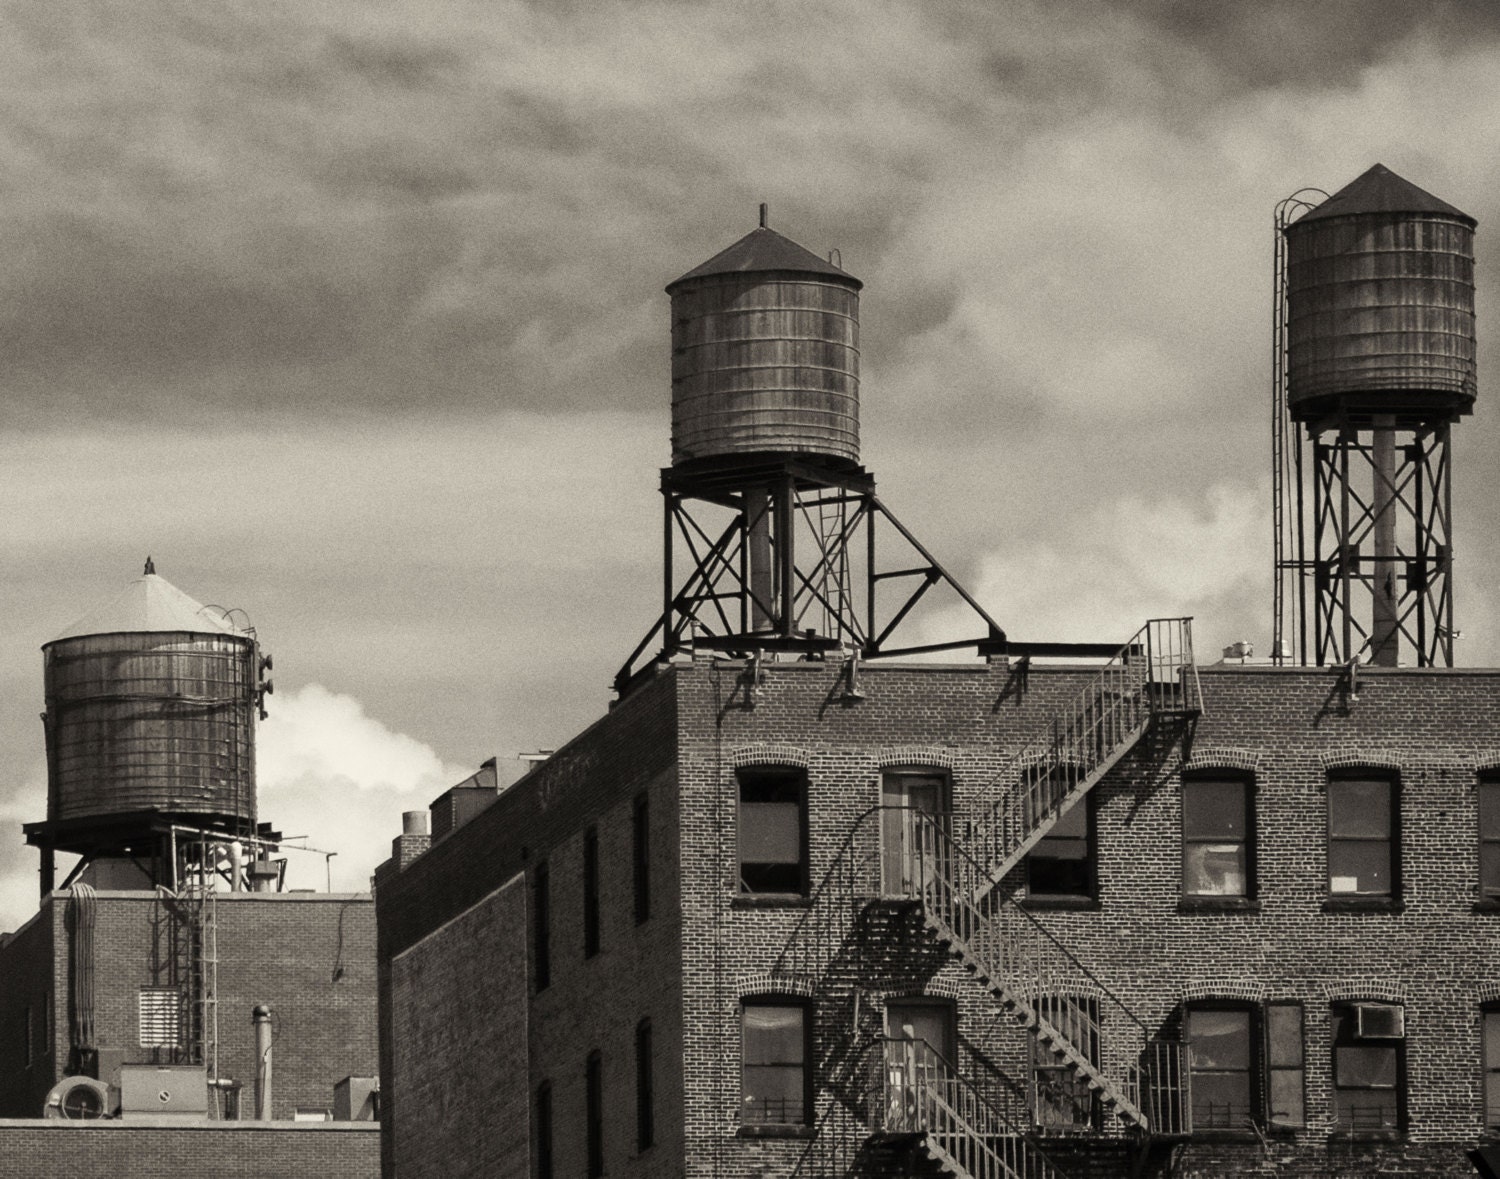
xmin=759 ymin=202 xmax=768 ymax=228
xmin=252 ymin=1006 xmax=273 ymax=1120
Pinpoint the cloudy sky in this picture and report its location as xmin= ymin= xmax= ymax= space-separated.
xmin=4 ymin=0 xmax=1500 ymax=928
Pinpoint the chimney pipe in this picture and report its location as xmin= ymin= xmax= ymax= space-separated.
xmin=253 ymin=1005 xmax=273 ymax=1120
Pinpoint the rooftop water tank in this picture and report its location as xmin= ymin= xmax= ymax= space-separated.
xmin=42 ymin=566 xmax=259 ymax=829
xmin=666 ymin=211 xmax=862 ymax=467
xmin=1284 ymin=163 xmax=1476 ymax=424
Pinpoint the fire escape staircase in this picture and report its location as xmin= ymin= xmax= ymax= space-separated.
xmin=775 ymin=619 xmax=1200 ymax=1178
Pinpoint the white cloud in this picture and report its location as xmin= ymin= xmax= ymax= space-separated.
xmin=257 ymin=683 xmax=470 ymax=893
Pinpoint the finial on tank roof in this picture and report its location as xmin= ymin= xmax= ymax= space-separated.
xmin=759 ymin=202 xmax=768 ymax=229
xmin=144 ymin=556 xmax=155 ymax=576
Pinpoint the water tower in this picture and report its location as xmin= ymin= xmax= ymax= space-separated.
xmin=616 ymin=207 xmax=1118 ymax=692
xmin=1272 ymin=164 xmax=1476 ymax=667
xmin=24 ymin=561 xmax=274 ymax=893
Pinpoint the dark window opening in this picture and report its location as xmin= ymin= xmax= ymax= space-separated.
xmin=738 ymin=768 xmax=808 ymax=895
xmin=536 ymin=1082 xmax=553 ymax=1179
xmin=633 ymin=793 xmax=650 ymax=925
xmin=741 ymin=1000 xmax=809 ymax=1125
xmin=1330 ymin=1002 xmax=1404 ymax=1132
xmin=586 ymin=1050 xmax=604 ymax=1177
xmin=583 ymin=826 xmax=600 ymax=958
xmin=1187 ymin=1005 xmax=1256 ymax=1131
xmin=1265 ymin=1002 xmax=1305 ymax=1129
xmin=533 ymin=862 xmax=550 ymax=992
xmin=1031 ymin=996 xmax=1101 ymax=1131
xmin=1183 ymin=777 xmax=1253 ymax=897
xmin=1484 ymin=1007 xmax=1500 ymax=1130
xmin=1327 ymin=775 xmax=1397 ymax=898
xmin=1026 ymin=799 xmax=1094 ymax=900
xmin=636 ymin=1018 xmax=654 ymax=1150
xmin=1480 ymin=777 xmax=1500 ymax=901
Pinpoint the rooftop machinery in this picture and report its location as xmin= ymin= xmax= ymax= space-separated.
xmin=616 ymin=207 xmax=1120 ymax=693
xmin=1273 ymin=164 xmax=1477 ymax=667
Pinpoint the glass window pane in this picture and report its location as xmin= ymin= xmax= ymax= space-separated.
xmin=1487 ymin=1013 xmax=1500 ymax=1064
xmin=1048 ymin=804 xmax=1086 ymax=838
xmin=1482 ymin=844 xmax=1500 ymax=899
xmin=1028 ymin=856 xmax=1090 ymax=897
xmin=1183 ymin=781 xmax=1246 ymax=839
xmin=1335 ymin=1088 xmax=1397 ymax=1129
xmin=742 ymin=1065 xmax=804 ymax=1123
xmin=1269 ymin=1071 xmax=1304 ymax=1127
xmin=1336 ymin=1045 xmax=1397 ymax=1088
xmin=1192 ymin=1074 xmax=1251 ymax=1127
xmin=1329 ymin=779 xmax=1391 ymax=837
xmin=1188 ymin=1009 xmax=1250 ymax=1069
xmin=740 ymin=803 xmax=800 ymax=863
xmin=1267 ymin=1005 xmax=1303 ymax=1067
xmin=1481 ymin=783 xmax=1500 ymax=838
xmin=1329 ymin=840 xmax=1391 ymax=894
xmin=1184 ymin=843 xmax=1247 ymax=896
xmin=743 ymin=1006 xmax=804 ymax=1064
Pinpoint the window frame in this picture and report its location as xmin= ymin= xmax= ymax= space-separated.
xmin=1180 ymin=772 xmax=1256 ymax=902
xmin=583 ymin=826 xmax=601 ymax=959
xmin=739 ymin=996 xmax=812 ymax=1128
xmin=633 ymin=792 xmax=651 ymax=925
xmin=736 ymin=766 xmax=810 ymax=897
xmin=1484 ymin=1005 xmax=1500 ymax=1132
xmin=586 ymin=1050 xmax=604 ymax=1178
xmin=1264 ymin=1001 xmax=1305 ymax=1130
xmin=1479 ymin=774 xmax=1500 ymax=906
xmin=1325 ymin=771 xmax=1400 ymax=905
xmin=1329 ymin=1001 xmax=1406 ymax=1135
xmin=1025 ymin=792 xmax=1097 ymax=906
xmin=533 ymin=861 xmax=551 ymax=993
xmin=636 ymin=1017 xmax=655 ymax=1151
xmin=1185 ymin=1001 xmax=1259 ymax=1135
xmin=1029 ymin=994 xmax=1102 ymax=1132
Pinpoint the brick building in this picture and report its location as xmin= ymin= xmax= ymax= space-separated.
xmin=0 ymin=567 xmax=380 ymax=1177
xmin=376 ymin=174 xmax=1498 ymax=1178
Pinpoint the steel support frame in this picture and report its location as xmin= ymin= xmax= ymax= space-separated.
xmin=1297 ymin=418 xmax=1454 ymax=667
xmin=614 ymin=464 xmax=1007 ymax=693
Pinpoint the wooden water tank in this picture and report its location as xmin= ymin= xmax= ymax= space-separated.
xmin=1285 ymin=163 xmax=1476 ymax=424
xmin=42 ymin=571 xmax=257 ymax=827
xmin=668 ymin=222 xmax=861 ymax=466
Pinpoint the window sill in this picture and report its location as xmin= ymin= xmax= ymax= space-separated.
xmin=1322 ymin=896 xmax=1403 ymax=914
xmin=1189 ymin=1130 xmax=1261 ymax=1143
xmin=737 ymin=1123 xmax=816 ymax=1139
xmin=1473 ymin=899 xmax=1500 ymax=914
xmin=1178 ymin=896 xmax=1259 ymax=913
xmin=731 ymin=893 xmax=812 ymax=909
xmin=1021 ymin=895 xmax=1100 ymax=911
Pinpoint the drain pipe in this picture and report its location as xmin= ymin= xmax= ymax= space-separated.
xmin=252 ymin=1006 xmax=273 ymax=1120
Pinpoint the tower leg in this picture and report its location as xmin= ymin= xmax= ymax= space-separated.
xmin=1370 ymin=416 xmax=1399 ymax=666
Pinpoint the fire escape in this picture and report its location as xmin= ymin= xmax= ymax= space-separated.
xmin=776 ymin=618 xmax=1201 ymax=1179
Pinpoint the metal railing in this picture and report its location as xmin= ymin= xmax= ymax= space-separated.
xmin=971 ymin=619 xmax=1199 ymax=889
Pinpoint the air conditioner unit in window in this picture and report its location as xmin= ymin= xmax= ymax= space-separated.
xmin=1355 ymin=1003 xmax=1405 ymax=1039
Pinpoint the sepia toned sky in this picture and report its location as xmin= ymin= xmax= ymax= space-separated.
xmin=4 ymin=0 xmax=1500 ymax=927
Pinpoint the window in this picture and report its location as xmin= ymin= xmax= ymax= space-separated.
xmin=741 ymin=1000 xmax=809 ymax=1125
xmin=1484 ymin=1008 xmax=1500 ymax=1130
xmin=583 ymin=827 xmax=600 ymax=958
xmin=586 ymin=1050 xmax=604 ymax=1177
xmin=633 ymin=793 xmax=651 ymax=925
xmin=138 ymin=987 xmax=181 ymax=1049
xmin=1182 ymin=777 xmax=1252 ymax=897
xmin=881 ymin=772 xmax=949 ymax=898
xmin=1026 ymin=798 xmax=1094 ymax=901
xmin=1327 ymin=775 xmax=1397 ymax=898
xmin=1187 ymin=1005 xmax=1255 ymax=1130
xmin=1480 ymin=776 xmax=1500 ymax=902
xmin=534 ymin=861 xmax=551 ymax=992
xmin=536 ymin=1082 xmax=553 ymax=1179
xmin=738 ymin=768 xmax=807 ymax=894
xmin=1330 ymin=1002 xmax=1403 ymax=1131
xmin=636 ymin=1018 xmax=654 ymax=1150
xmin=1031 ymin=996 xmax=1100 ymax=1131
xmin=1265 ymin=1002 xmax=1305 ymax=1128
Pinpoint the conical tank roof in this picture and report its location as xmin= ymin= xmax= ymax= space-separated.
xmin=1296 ymin=162 xmax=1475 ymax=226
xmin=667 ymin=222 xmax=861 ymax=291
xmin=51 ymin=563 xmax=246 ymax=642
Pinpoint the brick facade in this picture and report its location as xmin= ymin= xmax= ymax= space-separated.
xmin=378 ymin=656 xmax=1500 ymax=1178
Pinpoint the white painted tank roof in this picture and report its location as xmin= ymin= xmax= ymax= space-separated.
xmin=52 ymin=565 xmax=245 ymax=640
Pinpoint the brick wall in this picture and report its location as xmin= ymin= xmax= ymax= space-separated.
xmin=0 ymin=906 xmax=58 ymax=1117
xmin=376 ymin=668 xmax=682 ymax=1178
xmin=1 ymin=891 xmax=377 ymax=1122
xmin=391 ymin=873 xmax=528 ymax=1178
xmin=0 ymin=1120 xmax=377 ymax=1179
